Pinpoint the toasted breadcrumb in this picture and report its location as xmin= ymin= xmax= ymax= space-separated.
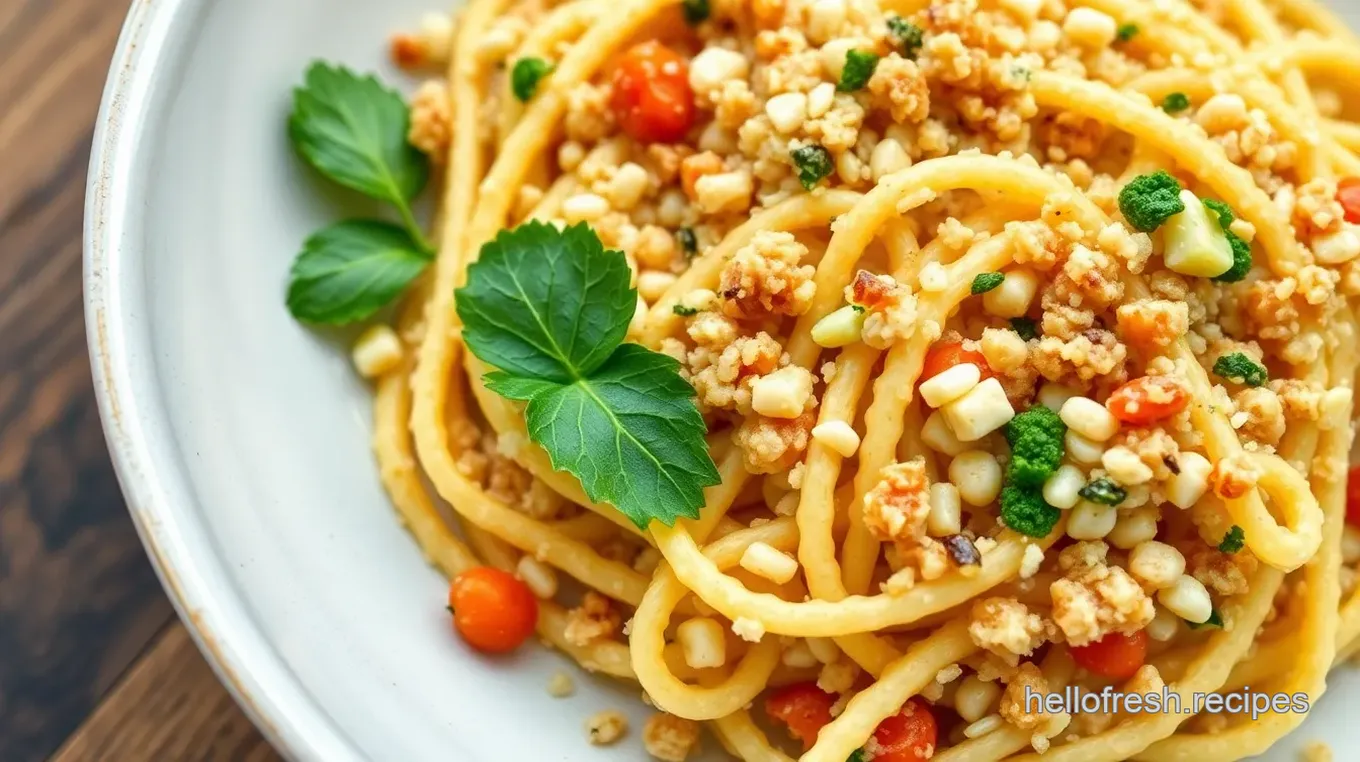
xmin=586 ymin=710 xmax=629 ymax=746
xmin=643 ymin=713 xmax=701 ymax=761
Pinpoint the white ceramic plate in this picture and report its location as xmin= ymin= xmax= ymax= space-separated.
xmin=85 ymin=2 xmax=1360 ymax=760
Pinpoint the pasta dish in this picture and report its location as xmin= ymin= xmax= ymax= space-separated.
xmin=279 ymin=0 xmax=1360 ymax=758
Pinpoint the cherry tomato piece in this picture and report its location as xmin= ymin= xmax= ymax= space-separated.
xmin=1105 ymin=376 xmax=1189 ymax=425
xmin=920 ymin=340 xmax=991 ymax=384
xmin=1069 ymin=630 xmax=1149 ymax=680
xmin=765 ymin=682 xmax=835 ymax=749
xmin=1346 ymin=465 xmax=1360 ymax=527
xmin=1337 ymin=177 xmax=1360 ymax=225
xmin=870 ymin=698 xmax=938 ymax=762
xmin=447 ymin=566 xmax=539 ymax=654
xmin=610 ymin=41 xmax=695 ymax=144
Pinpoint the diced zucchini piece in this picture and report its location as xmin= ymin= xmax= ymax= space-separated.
xmin=1162 ymin=189 xmax=1234 ymax=278
xmin=811 ymin=304 xmax=866 ymax=348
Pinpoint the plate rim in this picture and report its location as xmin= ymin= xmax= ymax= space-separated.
xmin=83 ymin=2 xmax=362 ymax=760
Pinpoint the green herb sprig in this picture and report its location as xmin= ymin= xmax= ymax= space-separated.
xmin=285 ymin=62 xmax=433 ymax=323
xmin=456 ymin=222 xmax=722 ymax=528
xmin=511 ymin=57 xmax=554 ymax=102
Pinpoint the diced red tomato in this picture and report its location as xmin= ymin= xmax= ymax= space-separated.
xmin=447 ymin=567 xmax=539 ymax=654
xmin=920 ymin=340 xmax=991 ymax=384
xmin=1337 ymin=177 xmax=1360 ymax=224
xmin=1105 ymin=376 xmax=1189 ymax=425
xmin=765 ymin=682 xmax=835 ymax=749
xmin=1346 ymin=465 xmax=1360 ymax=527
xmin=1069 ymin=630 xmax=1149 ymax=680
xmin=610 ymin=41 xmax=695 ymax=144
xmin=869 ymin=698 xmax=938 ymax=762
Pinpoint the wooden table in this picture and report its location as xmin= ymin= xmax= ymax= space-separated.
xmin=1 ymin=2 xmax=280 ymax=760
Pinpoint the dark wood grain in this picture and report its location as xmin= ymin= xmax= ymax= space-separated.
xmin=50 ymin=623 xmax=282 ymax=762
xmin=0 ymin=1 xmax=274 ymax=760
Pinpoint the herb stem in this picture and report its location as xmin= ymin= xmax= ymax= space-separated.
xmin=394 ymin=198 xmax=436 ymax=257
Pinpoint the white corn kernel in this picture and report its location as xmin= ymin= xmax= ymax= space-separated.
xmin=351 ymin=324 xmax=404 ymax=378
xmin=1157 ymin=575 xmax=1213 ymax=623
xmin=604 ymin=162 xmax=650 ymax=211
xmin=1108 ymin=506 xmax=1159 ymax=549
xmin=766 ymin=92 xmax=809 ymax=134
xmin=998 ymin=0 xmax=1042 ymax=22
xmin=694 ymin=170 xmax=754 ymax=215
xmin=782 ymin=640 xmax=819 ymax=669
xmin=1059 ymin=397 xmax=1120 ymax=441
xmin=688 ymin=47 xmax=750 ymax=97
xmin=1062 ymin=7 xmax=1118 ymax=48
xmin=516 ymin=555 xmax=559 ymax=599
xmin=943 ymin=377 xmax=1015 ymax=442
xmin=820 ymin=37 xmax=869 ymax=79
xmin=627 ymin=295 xmax=648 ymax=338
xmin=1065 ymin=430 xmax=1106 ymax=464
xmin=1101 ymin=446 xmax=1153 ymax=485
xmin=1145 ymin=605 xmax=1182 ymax=642
xmin=677 ymin=617 xmax=728 ymax=669
xmin=955 ymin=676 xmax=1002 ymax=723
xmin=562 ymin=192 xmax=610 ymax=223
xmin=1312 ymin=225 xmax=1360 ymax=264
xmin=870 ymin=138 xmax=911 ymax=181
xmin=927 ymin=483 xmax=963 ymax=536
xmin=1167 ymin=451 xmax=1212 ymax=509
xmin=811 ymin=304 xmax=867 ymax=348
xmin=921 ymin=363 xmax=982 ymax=408
xmin=1128 ymin=541 xmax=1185 ymax=590
xmin=807 ymin=82 xmax=836 ymax=118
xmin=1042 ymin=464 xmax=1086 ymax=510
xmin=637 ymin=271 xmax=678 ymax=303
xmin=963 ymin=713 xmax=1004 ymax=739
xmin=1067 ymin=500 xmax=1116 ymax=540
xmin=950 ymin=450 xmax=1003 ymax=506
xmin=1037 ymin=383 xmax=1080 ymax=412
xmin=981 ymin=268 xmax=1039 ymax=318
xmin=919 ymin=261 xmax=949 ymax=293
xmin=740 ymin=541 xmax=800 ymax=584
xmin=812 ymin=420 xmax=862 ymax=457
xmin=922 ymin=410 xmax=969 ymax=456
xmin=807 ymin=637 xmax=840 ymax=663
xmin=979 ymin=328 xmax=1028 ymax=373
xmin=751 ymin=366 xmax=814 ymax=419
xmin=807 ymin=0 xmax=848 ymax=43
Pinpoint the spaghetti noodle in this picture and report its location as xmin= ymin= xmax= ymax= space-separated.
xmin=360 ymin=0 xmax=1360 ymax=758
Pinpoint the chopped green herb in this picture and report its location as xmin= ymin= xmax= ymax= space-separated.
xmin=847 ymin=751 xmax=867 ymax=762
xmin=851 ymin=305 xmax=867 ymax=314
xmin=1118 ymin=170 xmax=1185 ymax=232
xmin=971 ymin=272 xmax=1005 ymax=294
xmin=1000 ymin=485 xmax=1061 ymax=538
xmin=672 ymin=304 xmax=699 ymax=316
xmin=1161 ymin=92 xmax=1190 ymax=113
xmin=1218 ymin=525 xmax=1245 ymax=554
xmin=791 ymin=144 xmax=834 ymax=190
xmin=1201 ymin=198 xmax=1253 ymax=282
xmin=1005 ymin=406 xmax=1067 ymax=488
xmin=1011 ymin=317 xmax=1039 ymax=341
xmin=886 ymin=16 xmax=924 ymax=59
xmin=1116 ymin=22 xmax=1139 ymax=42
xmin=285 ymin=62 xmax=434 ymax=323
xmin=456 ymin=221 xmax=721 ymax=528
xmin=838 ymin=50 xmax=880 ymax=92
xmin=1079 ymin=477 xmax=1127 ymax=506
xmin=676 ymin=227 xmax=698 ymax=257
xmin=1186 ymin=609 xmax=1224 ymax=629
xmin=681 ymin=0 xmax=710 ymax=24
xmin=511 ymin=57 xmax=554 ymax=102
xmin=1212 ymin=352 xmax=1268 ymax=388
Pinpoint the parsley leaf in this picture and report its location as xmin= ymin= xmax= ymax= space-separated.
xmin=1011 ymin=317 xmax=1039 ymax=341
xmin=289 ymin=62 xmax=429 ymax=208
xmin=1218 ymin=525 xmax=1245 ymax=554
xmin=791 ymin=144 xmax=834 ymax=190
xmin=286 ymin=221 xmax=432 ymax=324
xmin=1161 ymin=92 xmax=1190 ymax=113
xmin=1078 ymin=477 xmax=1127 ymax=506
xmin=457 ymin=222 xmax=721 ymax=528
xmin=886 ymin=16 xmax=924 ymax=59
xmin=511 ymin=57 xmax=554 ymax=102
xmin=1116 ymin=23 xmax=1139 ymax=42
xmin=838 ymin=50 xmax=880 ymax=92
xmin=676 ymin=227 xmax=699 ymax=257
xmin=682 ymin=0 xmax=711 ymax=24
xmin=971 ymin=272 xmax=1005 ymax=294
xmin=1186 ymin=609 xmax=1224 ymax=629
xmin=673 ymin=304 xmax=699 ymax=316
